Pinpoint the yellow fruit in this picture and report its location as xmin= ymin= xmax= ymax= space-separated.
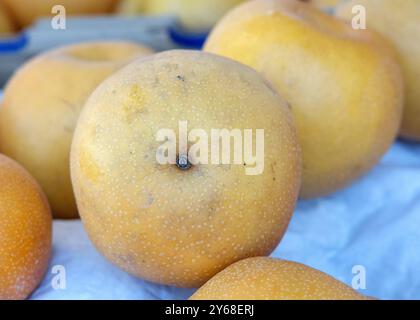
xmin=0 ymin=41 xmax=154 ymax=219
xmin=0 ymin=154 xmax=52 ymax=300
xmin=336 ymin=0 xmax=420 ymax=141
xmin=0 ymin=1 xmax=16 ymax=35
xmin=2 ymin=0 xmax=119 ymax=28
xmin=144 ymin=0 xmax=245 ymax=33
xmin=204 ymin=0 xmax=404 ymax=198
xmin=117 ymin=0 xmax=147 ymax=15
xmin=71 ymin=50 xmax=301 ymax=287
xmin=190 ymin=257 xmax=369 ymax=300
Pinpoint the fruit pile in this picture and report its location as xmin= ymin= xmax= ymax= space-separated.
xmin=0 ymin=0 xmax=419 ymax=300
xmin=0 ymin=0 xmax=245 ymax=36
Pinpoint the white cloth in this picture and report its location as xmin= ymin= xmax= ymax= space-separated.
xmin=30 ymin=141 xmax=420 ymax=300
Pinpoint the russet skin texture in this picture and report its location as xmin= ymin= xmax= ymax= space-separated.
xmin=144 ymin=0 xmax=245 ymax=32
xmin=71 ymin=50 xmax=301 ymax=287
xmin=190 ymin=257 xmax=369 ymax=300
xmin=0 ymin=42 xmax=154 ymax=219
xmin=204 ymin=0 xmax=404 ymax=199
xmin=0 ymin=154 xmax=52 ymax=300
xmin=2 ymin=0 xmax=119 ymax=28
xmin=336 ymin=0 xmax=420 ymax=141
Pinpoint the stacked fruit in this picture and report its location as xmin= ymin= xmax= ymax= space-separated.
xmin=0 ymin=0 xmax=419 ymax=300
xmin=0 ymin=0 xmax=245 ymax=35
xmin=118 ymin=0 xmax=245 ymax=33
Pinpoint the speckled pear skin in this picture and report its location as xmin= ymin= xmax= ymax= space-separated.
xmin=0 ymin=154 xmax=52 ymax=300
xmin=190 ymin=257 xmax=370 ymax=300
xmin=0 ymin=42 xmax=154 ymax=219
xmin=70 ymin=50 xmax=301 ymax=288
xmin=336 ymin=0 xmax=420 ymax=141
xmin=204 ymin=0 xmax=404 ymax=199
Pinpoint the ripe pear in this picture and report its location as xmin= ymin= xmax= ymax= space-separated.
xmin=70 ymin=50 xmax=301 ymax=287
xmin=0 ymin=41 xmax=153 ymax=218
xmin=336 ymin=0 xmax=420 ymax=141
xmin=0 ymin=154 xmax=52 ymax=300
xmin=190 ymin=257 xmax=370 ymax=300
xmin=204 ymin=0 xmax=404 ymax=198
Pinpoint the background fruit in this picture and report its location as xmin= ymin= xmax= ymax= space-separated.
xmin=117 ymin=0 xmax=147 ymax=15
xmin=2 ymin=0 xmax=119 ymax=28
xmin=0 ymin=1 xmax=16 ymax=35
xmin=336 ymin=0 xmax=420 ymax=141
xmin=0 ymin=154 xmax=52 ymax=300
xmin=144 ymin=0 xmax=245 ymax=33
xmin=0 ymin=41 xmax=154 ymax=219
xmin=205 ymin=0 xmax=404 ymax=198
xmin=190 ymin=257 xmax=368 ymax=300
xmin=71 ymin=50 xmax=301 ymax=287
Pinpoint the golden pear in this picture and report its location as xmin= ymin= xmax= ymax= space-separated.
xmin=205 ymin=0 xmax=404 ymax=198
xmin=336 ymin=0 xmax=420 ymax=141
xmin=190 ymin=257 xmax=370 ymax=300
xmin=0 ymin=41 xmax=153 ymax=218
xmin=71 ymin=50 xmax=301 ymax=287
xmin=0 ymin=154 xmax=51 ymax=300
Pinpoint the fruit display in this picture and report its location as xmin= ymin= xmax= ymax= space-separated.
xmin=0 ymin=0 xmax=418 ymax=303
xmin=204 ymin=0 xmax=404 ymax=198
xmin=336 ymin=0 xmax=420 ymax=141
xmin=118 ymin=0 xmax=245 ymax=33
xmin=0 ymin=41 xmax=154 ymax=219
xmin=70 ymin=49 xmax=301 ymax=287
xmin=144 ymin=0 xmax=245 ymax=33
xmin=190 ymin=257 xmax=369 ymax=300
xmin=0 ymin=154 xmax=52 ymax=300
